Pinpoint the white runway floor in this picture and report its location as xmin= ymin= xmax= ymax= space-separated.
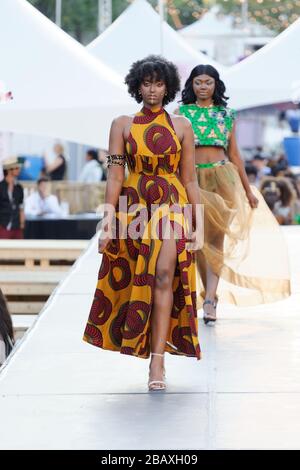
xmin=0 ymin=226 xmax=299 ymax=450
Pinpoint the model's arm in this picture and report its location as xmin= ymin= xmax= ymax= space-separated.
xmin=98 ymin=116 xmax=126 ymax=253
xmin=227 ymin=123 xmax=259 ymax=208
xmin=178 ymin=117 xmax=202 ymax=249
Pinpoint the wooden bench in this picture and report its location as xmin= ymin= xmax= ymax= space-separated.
xmin=0 ymin=240 xmax=88 ymax=315
xmin=1 ymin=270 xmax=65 ymax=315
xmin=0 ymin=240 xmax=88 ymax=270
xmin=12 ymin=315 xmax=36 ymax=341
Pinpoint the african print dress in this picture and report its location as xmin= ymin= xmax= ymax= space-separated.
xmin=83 ymin=105 xmax=201 ymax=360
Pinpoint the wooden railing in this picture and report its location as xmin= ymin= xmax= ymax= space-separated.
xmin=21 ymin=181 xmax=106 ymax=214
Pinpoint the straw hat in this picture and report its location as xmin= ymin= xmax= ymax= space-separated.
xmin=2 ymin=157 xmax=22 ymax=170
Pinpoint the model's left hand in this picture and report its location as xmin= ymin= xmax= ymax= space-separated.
xmin=186 ymin=230 xmax=203 ymax=252
xmin=246 ymin=190 xmax=259 ymax=209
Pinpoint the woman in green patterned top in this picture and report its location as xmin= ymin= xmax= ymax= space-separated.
xmin=177 ymin=64 xmax=290 ymax=323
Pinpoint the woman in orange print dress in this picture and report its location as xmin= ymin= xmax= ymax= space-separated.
xmin=82 ymin=55 xmax=202 ymax=392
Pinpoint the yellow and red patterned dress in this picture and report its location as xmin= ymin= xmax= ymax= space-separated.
xmin=83 ymin=105 xmax=201 ymax=360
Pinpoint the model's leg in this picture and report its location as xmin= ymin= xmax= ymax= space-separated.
xmin=203 ymin=262 xmax=219 ymax=315
xmin=203 ymin=230 xmax=225 ymax=317
xmin=149 ymin=235 xmax=177 ymax=387
xmin=196 ymin=250 xmax=207 ymax=291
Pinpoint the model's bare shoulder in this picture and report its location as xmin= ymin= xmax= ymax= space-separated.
xmin=111 ymin=115 xmax=132 ymax=126
xmin=170 ymin=114 xmax=191 ymax=129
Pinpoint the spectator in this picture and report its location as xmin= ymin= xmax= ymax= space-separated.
xmin=251 ymin=155 xmax=271 ymax=182
xmin=293 ymin=174 xmax=300 ymax=223
xmin=0 ymin=288 xmax=15 ymax=367
xmin=0 ymin=157 xmax=25 ymax=239
xmin=24 ymin=177 xmax=62 ymax=217
xmin=245 ymin=163 xmax=259 ymax=187
xmin=44 ymin=143 xmax=67 ymax=181
xmin=78 ymin=149 xmax=103 ymax=183
xmin=261 ymin=179 xmax=280 ymax=212
xmin=261 ymin=177 xmax=296 ymax=225
xmin=253 ymin=146 xmax=264 ymax=159
xmin=271 ymin=153 xmax=289 ymax=177
xmin=98 ymin=149 xmax=108 ymax=181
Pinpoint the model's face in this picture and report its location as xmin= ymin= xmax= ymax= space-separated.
xmin=139 ymin=76 xmax=166 ymax=107
xmin=193 ymin=74 xmax=215 ymax=101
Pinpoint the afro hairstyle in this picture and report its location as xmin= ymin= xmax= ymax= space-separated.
xmin=124 ymin=55 xmax=181 ymax=106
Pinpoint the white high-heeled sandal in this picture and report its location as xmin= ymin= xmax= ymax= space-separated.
xmin=203 ymin=296 xmax=218 ymax=325
xmin=148 ymin=352 xmax=166 ymax=392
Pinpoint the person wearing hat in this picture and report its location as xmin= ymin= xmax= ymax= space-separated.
xmin=0 ymin=157 xmax=25 ymax=239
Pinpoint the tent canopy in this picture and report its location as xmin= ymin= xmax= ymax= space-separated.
xmin=0 ymin=0 xmax=135 ymax=148
xmin=180 ymin=6 xmax=234 ymax=38
xmin=87 ymin=0 xmax=226 ymax=84
xmin=224 ymin=17 xmax=300 ymax=110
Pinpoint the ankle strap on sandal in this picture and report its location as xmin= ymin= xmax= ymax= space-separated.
xmin=151 ymin=352 xmax=164 ymax=357
xmin=203 ymin=299 xmax=217 ymax=309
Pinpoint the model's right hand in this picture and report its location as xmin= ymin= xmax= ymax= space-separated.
xmin=98 ymin=236 xmax=111 ymax=254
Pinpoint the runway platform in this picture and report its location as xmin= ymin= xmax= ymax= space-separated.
xmin=0 ymin=226 xmax=299 ymax=450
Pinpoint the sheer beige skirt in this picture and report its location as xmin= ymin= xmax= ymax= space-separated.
xmin=196 ymin=161 xmax=291 ymax=307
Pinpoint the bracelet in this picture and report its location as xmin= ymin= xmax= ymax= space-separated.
xmin=106 ymin=154 xmax=126 ymax=168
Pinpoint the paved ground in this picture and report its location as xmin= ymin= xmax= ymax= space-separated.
xmin=0 ymin=226 xmax=299 ymax=450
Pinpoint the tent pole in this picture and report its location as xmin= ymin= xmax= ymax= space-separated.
xmin=98 ymin=0 xmax=112 ymax=34
xmin=55 ymin=0 xmax=62 ymax=27
xmin=241 ymin=0 xmax=248 ymax=29
xmin=158 ymin=0 xmax=165 ymax=55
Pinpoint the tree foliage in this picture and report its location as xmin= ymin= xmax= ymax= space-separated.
xmin=28 ymin=0 xmax=300 ymax=43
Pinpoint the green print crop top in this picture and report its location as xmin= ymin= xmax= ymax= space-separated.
xmin=179 ymin=104 xmax=237 ymax=149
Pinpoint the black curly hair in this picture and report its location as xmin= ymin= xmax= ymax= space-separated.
xmin=181 ymin=64 xmax=229 ymax=107
xmin=124 ymin=55 xmax=181 ymax=106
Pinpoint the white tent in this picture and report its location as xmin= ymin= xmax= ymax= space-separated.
xmin=224 ymin=17 xmax=300 ymax=110
xmin=179 ymin=6 xmax=237 ymax=65
xmin=179 ymin=6 xmax=274 ymax=66
xmin=0 ymin=0 xmax=135 ymax=149
xmin=180 ymin=6 xmax=234 ymax=38
xmin=87 ymin=0 xmax=225 ymax=84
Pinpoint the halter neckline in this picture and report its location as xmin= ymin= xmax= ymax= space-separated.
xmin=141 ymin=105 xmax=164 ymax=116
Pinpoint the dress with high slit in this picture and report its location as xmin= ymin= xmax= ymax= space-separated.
xmin=83 ymin=105 xmax=201 ymax=360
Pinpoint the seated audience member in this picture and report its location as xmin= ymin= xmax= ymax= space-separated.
xmin=25 ymin=177 xmax=62 ymax=217
xmin=0 ymin=289 xmax=15 ymax=367
xmin=79 ymin=149 xmax=103 ymax=183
